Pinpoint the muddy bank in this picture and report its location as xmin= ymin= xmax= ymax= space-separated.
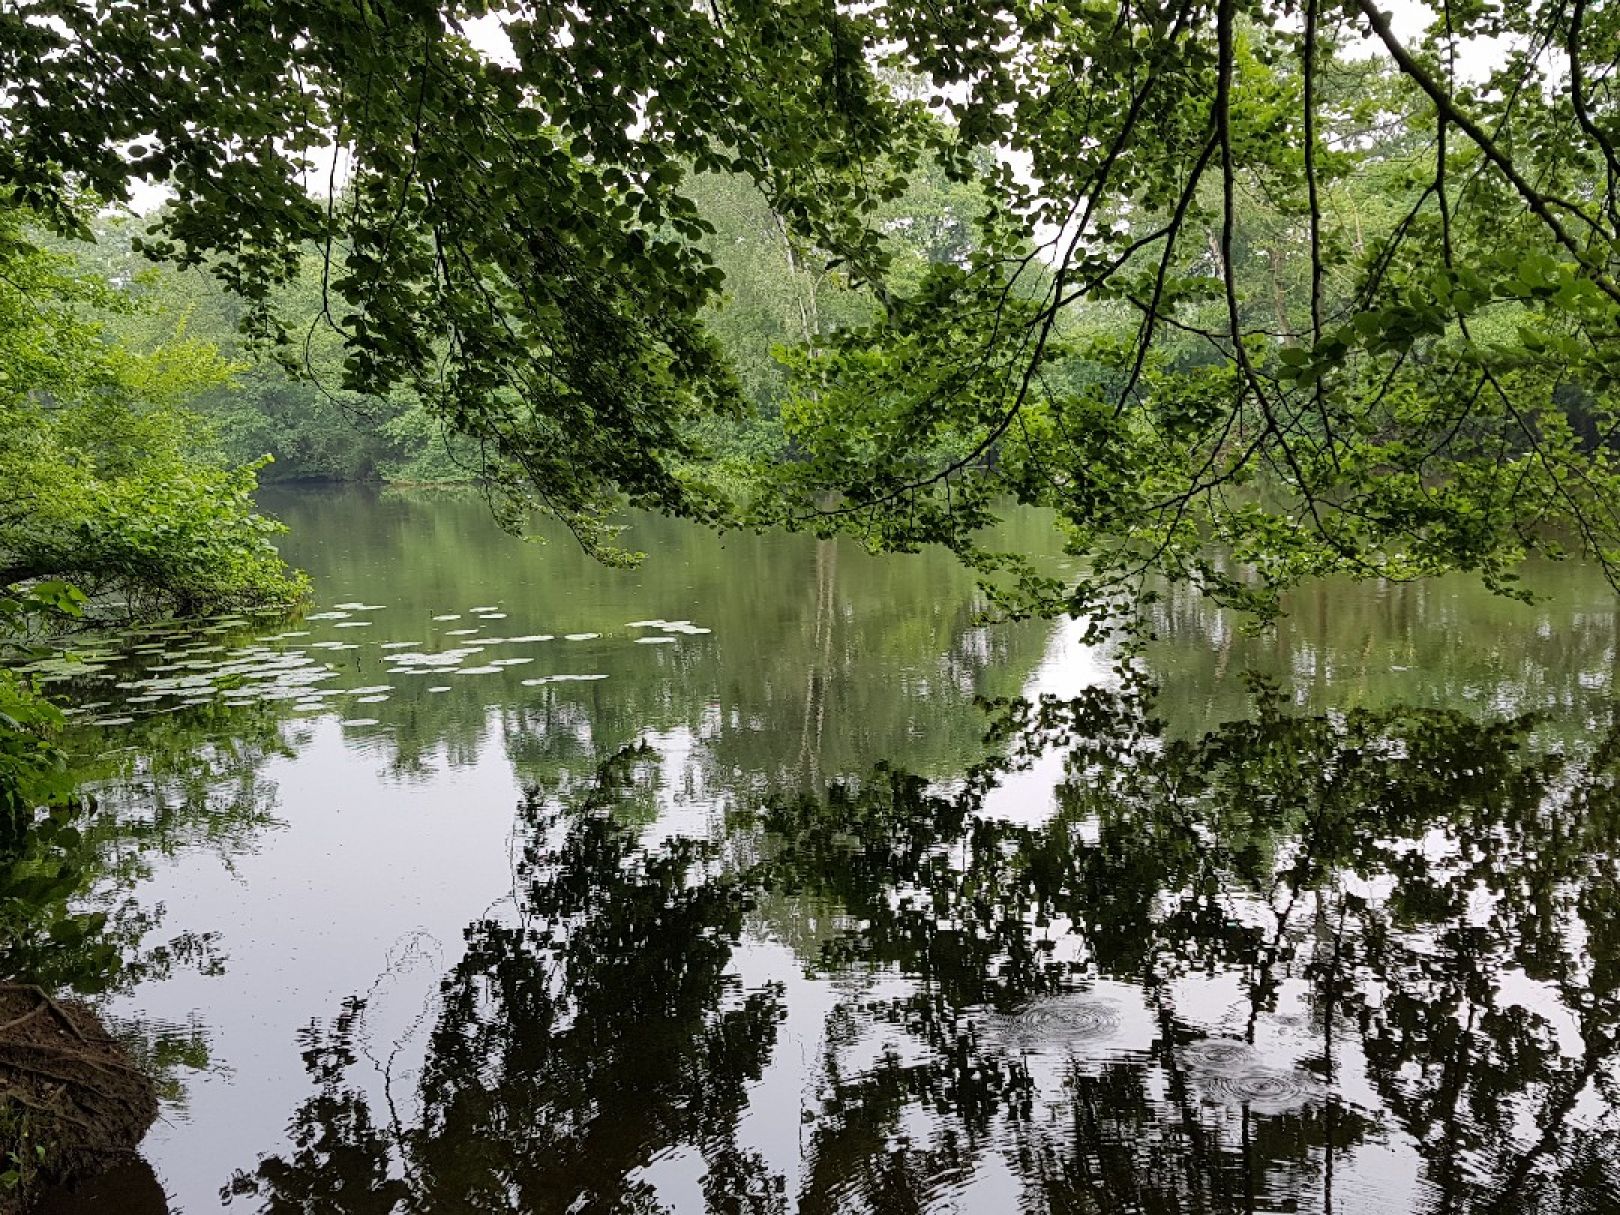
xmin=0 ymin=985 xmax=159 ymax=1214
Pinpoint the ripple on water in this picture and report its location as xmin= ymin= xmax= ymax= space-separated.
xmin=1180 ymin=1038 xmax=1327 ymax=1112
xmin=995 ymin=995 xmax=1121 ymax=1050
xmin=1180 ymin=1038 xmax=1257 ymax=1074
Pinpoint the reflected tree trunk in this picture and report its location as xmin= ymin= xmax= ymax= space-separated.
xmin=798 ymin=538 xmax=838 ymax=787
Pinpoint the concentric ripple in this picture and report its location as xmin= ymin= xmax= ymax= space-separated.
xmin=996 ymin=995 xmax=1121 ymax=1049
xmin=1180 ymin=1038 xmax=1257 ymax=1075
xmin=1181 ymin=1038 xmax=1326 ymax=1111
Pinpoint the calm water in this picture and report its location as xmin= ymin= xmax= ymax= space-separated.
xmin=29 ymin=486 xmax=1620 ymax=1213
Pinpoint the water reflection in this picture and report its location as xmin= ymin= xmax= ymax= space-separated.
xmin=18 ymin=490 xmax=1620 ymax=1210
xmin=225 ymin=689 xmax=1620 ymax=1214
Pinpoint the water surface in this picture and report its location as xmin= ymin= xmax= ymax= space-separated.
xmin=31 ymin=486 xmax=1620 ymax=1213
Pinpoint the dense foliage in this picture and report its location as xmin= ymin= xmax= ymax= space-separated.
xmin=7 ymin=0 xmax=1620 ymax=608
xmin=0 ymin=211 xmax=305 ymax=617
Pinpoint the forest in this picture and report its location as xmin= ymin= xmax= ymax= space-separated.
xmin=4 ymin=0 xmax=1620 ymax=1210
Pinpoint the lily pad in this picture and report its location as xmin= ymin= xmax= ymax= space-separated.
xmin=659 ymin=621 xmax=710 ymax=635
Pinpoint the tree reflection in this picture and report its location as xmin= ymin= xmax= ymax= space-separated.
xmin=230 ymin=746 xmax=784 ymax=1213
xmin=229 ymin=689 xmax=1620 ymax=1213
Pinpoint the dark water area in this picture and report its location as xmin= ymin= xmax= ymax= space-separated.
xmin=25 ymin=485 xmax=1620 ymax=1213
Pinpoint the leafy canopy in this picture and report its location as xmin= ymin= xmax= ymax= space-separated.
xmin=6 ymin=0 xmax=1620 ymax=611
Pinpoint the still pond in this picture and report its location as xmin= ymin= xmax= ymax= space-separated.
xmin=29 ymin=485 xmax=1620 ymax=1213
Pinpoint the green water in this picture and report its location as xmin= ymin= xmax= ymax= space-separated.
xmin=27 ymin=486 xmax=1620 ymax=1213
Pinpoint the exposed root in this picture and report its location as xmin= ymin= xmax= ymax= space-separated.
xmin=0 ymin=987 xmax=93 ymax=1047
xmin=0 ymin=987 xmax=158 ymax=1213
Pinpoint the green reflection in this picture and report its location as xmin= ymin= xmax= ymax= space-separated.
xmin=254 ymin=485 xmax=1067 ymax=789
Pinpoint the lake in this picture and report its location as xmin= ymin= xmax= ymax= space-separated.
xmin=30 ymin=485 xmax=1620 ymax=1213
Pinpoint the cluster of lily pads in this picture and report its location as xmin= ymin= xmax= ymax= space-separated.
xmin=14 ymin=605 xmax=713 ymax=730
xmin=627 ymin=619 xmax=712 ymax=642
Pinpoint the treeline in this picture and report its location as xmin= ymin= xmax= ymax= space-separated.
xmin=33 ymin=113 xmax=1618 ymax=519
xmin=54 ymin=162 xmax=979 ymax=486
